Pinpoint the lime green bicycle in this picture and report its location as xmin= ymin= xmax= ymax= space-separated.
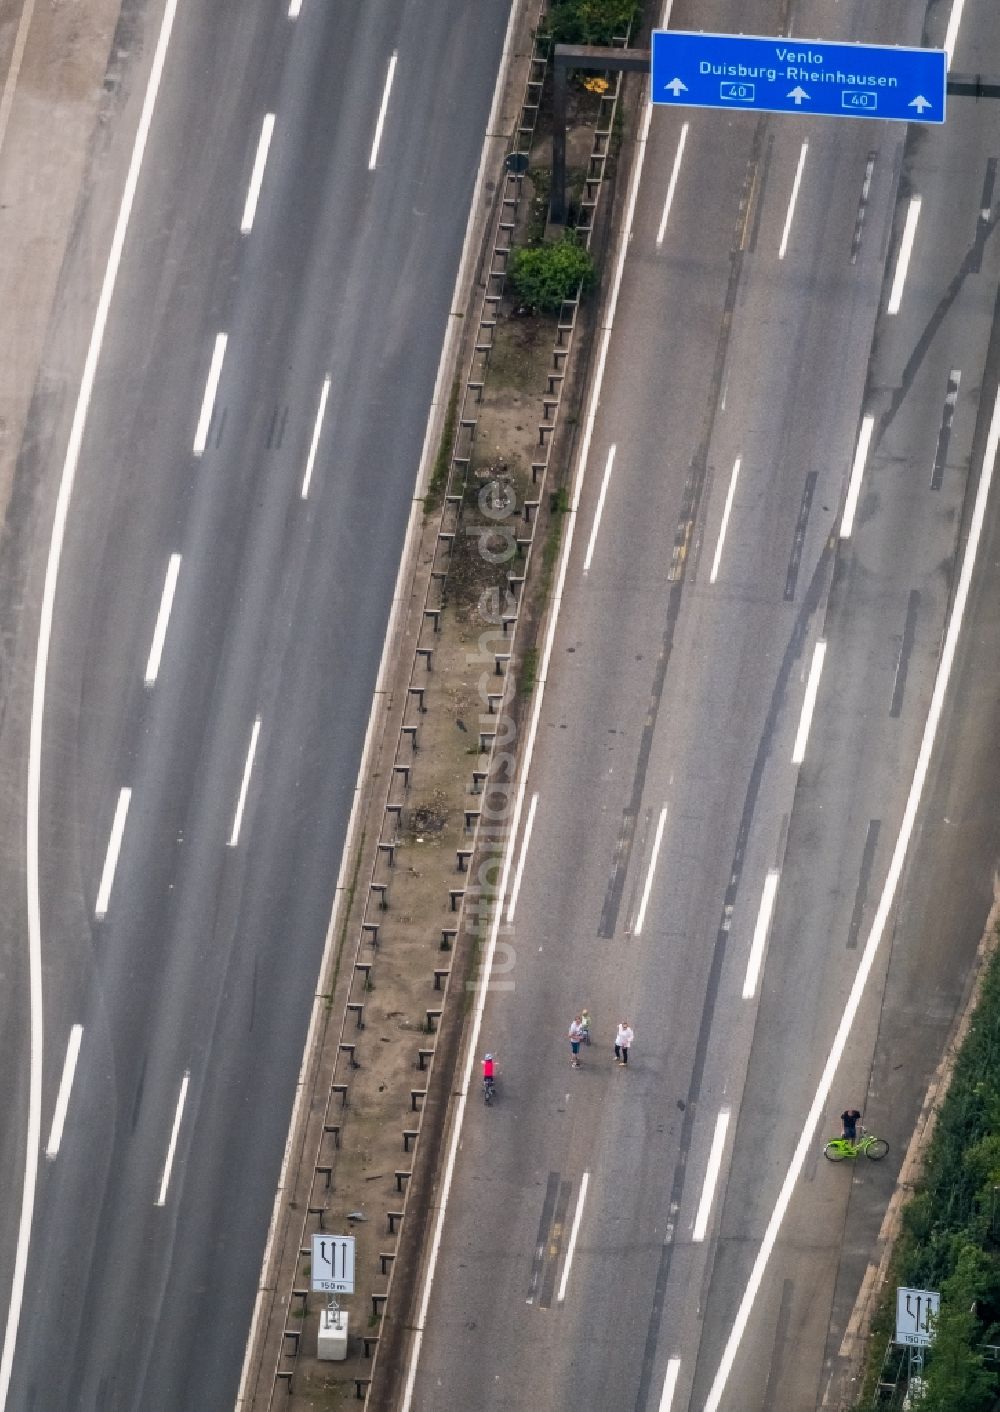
xmin=824 ymin=1126 xmax=888 ymax=1162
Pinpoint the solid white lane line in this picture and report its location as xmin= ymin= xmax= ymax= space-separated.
xmin=301 ymin=376 xmax=331 ymax=499
xmin=13 ymin=0 xmax=178 ymax=1399
xmin=95 ymin=788 xmax=132 ymax=919
xmin=705 ymin=382 xmax=1000 ymax=1412
xmin=155 ymin=1071 xmax=190 ymax=1207
xmin=369 ymin=53 xmax=397 ymax=171
xmin=655 ymin=122 xmax=689 ymax=246
xmin=709 ymin=455 xmax=741 ymax=584
xmin=582 ymin=444 xmax=616 ymax=575
xmin=944 ymin=0 xmax=965 ymax=67
xmin=634 ymin=806 xmax=668 ymax=936
xmin=506 ymin=791 xmax=538 ymax=923
xmin=229 ymin=717 xmax=261 ymax=847
xmin=778 ymin=141 xmax=808 ymax=260
xmin=193 ymin=333 xmax=227 ymax=456
xmin=658 ymin=1358 xmax=682 ymax=1412
xmin=144 ymin=553 xmax=181 ymax=685
xmin=840 ymin=413 xmax=875 ymax=539
xmin=555 ymin=1171 xmax=589 ymax=1303
xmin=886 ymin=196 xmax=921 ymax=316
xmin=398 ymin=8 xmax=667 ymax=1398
xmin=791 ymin=640 xmax=826 ymax=765
xmin=44 ymin=1025 xmax=83 ymax=1160
xmin=0 ymin=0 xmax=36 ymax=162
xmin=692 ymin=1109 xmax=730 ymax=1242
xmin=743 ymin=869 xmax=779 ymax=999
xmin=240 ymin=113 xmax=275 ymax=234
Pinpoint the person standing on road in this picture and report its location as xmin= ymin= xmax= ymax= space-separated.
xmin=568 ymin=1016 xmax=585 ymax=1068
xmin=841 ymin=1108 xmax=862 ymax=1142
xmin=614 ymin=1020 xmax=634 ymax=1066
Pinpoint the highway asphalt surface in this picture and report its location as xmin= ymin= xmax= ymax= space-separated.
xmin=0 ymin=0 xmax=511 ymax=1408
xmin=406 ymin=1 xmax=1000 ymax=1410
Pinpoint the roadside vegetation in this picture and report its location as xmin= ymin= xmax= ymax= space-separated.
xmin=509 ymin=233 xmax=597 ymax=313
xmin=858 ymin=934 xmax=1000 ymax=1408
xmin=424 ymin=378 xmax=460 ymax=515
xmin=541 ymin=0 xmax=640 ymax=45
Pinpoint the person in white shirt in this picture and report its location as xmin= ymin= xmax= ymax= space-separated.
xmin=615 ymin=1020 xmax=634 ymax=1066
xmin=568 ymin=1016 xmax=585 ymax=1068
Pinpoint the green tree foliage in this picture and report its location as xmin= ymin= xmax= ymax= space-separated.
xmin=916 ymin=1248 xmax=997 ymax=1411
xmin=865 ymin=945 xmax=1000 ymax=1407
xmin=542 ymin=0 xmax=640 ymax=45
xmin=509 ymin=236 xmax=596 ymax=314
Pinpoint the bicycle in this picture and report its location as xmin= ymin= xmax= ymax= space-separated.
xmin=823 ymin=1126 xmax=888 ymax=1162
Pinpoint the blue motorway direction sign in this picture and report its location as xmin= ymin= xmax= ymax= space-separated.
xmin=651 ymin=31 xmax=946 ymax=124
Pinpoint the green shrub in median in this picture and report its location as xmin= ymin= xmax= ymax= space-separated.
xmin=509 ymin=235 xmax=596 ymax=314
xmin=541 ymin=0 xmax=640 ymax=45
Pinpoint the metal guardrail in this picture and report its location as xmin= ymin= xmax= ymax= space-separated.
xmin=264 ymin=19 xmax=634 ymax=1401
xmin=263 ymin=15 xmax=554 ymax=1409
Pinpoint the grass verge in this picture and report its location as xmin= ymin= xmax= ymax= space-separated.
xmin=424 ymin=379 xmax=459 ymax=516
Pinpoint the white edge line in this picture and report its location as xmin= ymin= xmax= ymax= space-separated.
xmin=791 ymin=639 xmax=826 ymax=764
xmin=301 ymin=376 xmax=331 ymax=499
xmin=144 ymin=553 xmax=182 ymax=684
xmin=155 ymin=1070 xmax=190 ymax=1207
xmin=944 ymin=0 xmax=965 ymax=68
xmin=692 ymin=1109 xmax=730 ymax=1242
xmin=742 ymin=868 xmax=779 ymax=999
xmin=13 ymin=0 xmax=179 ymax=1399
xmin=240 ymin=112 xmax=275 ymax=234
xmin=229 ymin=717 xmax=262 ymax=847
xmin=555 ymin=1171 xmax=590 ymax=1303
xmin=193 ymin=332 xmax=228 ymax=456
xmin=505 ymin=791 xmax=538 ymax=922
xmin=236 ymin=2 xmax=525 ymax=1403
xmin=582 ymin=444 xmax=616 ymax=575
xmin=44 ymin=1025 xmax=83 ymax=1160
xmin=398 ymin=3 xmax=670 ymax=1399
xmin=709 ymin=455 xmax=741 ymax=584
xmin=840 ymin=414 xmax=875 ymax=539
xmin=368 ymin=52 xmax=397 ymax=171
xmin=886 ymin=195 xmax=921 ymax=316
xmin=634 ymin=805 xmax=668 ymax=936
xmin=658 ymin=1357 xmax=682 ymax=1412
xmin=704 ymin=385 xmax=1000 ymax=1412
xmin=0 ymin=0 xmax=36 ymax=162
xmin=778 ymin=140 xmax=808 ymax=261
xmin=95 ymin=787 xmax=132 ymax=919
xmin=655 ymin=121 xmax=688 ymax=247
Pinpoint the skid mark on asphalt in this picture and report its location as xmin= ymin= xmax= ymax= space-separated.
xmin=784 ymin=471 xmax=816 ymax=601
xmin=598 ymin=117 xmax=771 ymax=939
xmin=931 ymin=369 xmax=961 ymax=490
xmin=761 ymin=1277 xmax=795 ymax=1408
xmin=972 ymin=157 xmax=998 ymax=274
xmin=633 ymin=535 xmax=834 ymax=1412
xmin=889 ymin=590 xmax=920 ymax=718
xmin=526 ymin=1172 xmax=572 ymax=1309
xmin=878 ymin=192 xmax=1000 ymax=438
xmin=847 ymin=820 xmax=881 ymax=951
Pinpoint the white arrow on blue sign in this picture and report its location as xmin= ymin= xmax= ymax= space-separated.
xmin=651 ymin=31 xmax=946 ymax=124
